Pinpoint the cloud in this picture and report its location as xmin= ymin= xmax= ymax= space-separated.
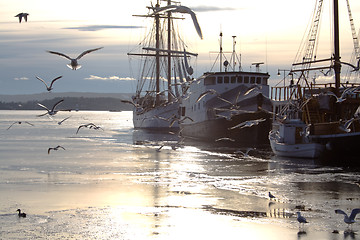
xmin=64 ymin=25 xmax=143 ymax=31
xmin=85 ymin=75 xmax=135 ymax=81
xmin=190 ymin=6 xmax=238 ymax=12
xmin=14 ymin=77 xmax=29 ymax=81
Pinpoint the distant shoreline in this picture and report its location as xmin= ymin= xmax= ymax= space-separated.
xmin=0 ymin=93 xmax=134 ymax=111
xmin=0 ymin=92 xmax=133 ymax=103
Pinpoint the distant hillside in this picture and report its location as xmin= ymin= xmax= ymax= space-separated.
xmin=0 ymin=95 xmax=134 ymax=111
xmin=0 ymin=92 xmax=132 ymax=103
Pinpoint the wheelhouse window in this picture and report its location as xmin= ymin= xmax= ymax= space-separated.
xmin=224 ymin=76 xmax=229 ymax=83
xmin=237 ymin=76 xmax=243 ymax=83
xmin=217 ymin=76 xmax=223 ymax=84
xmin=262 ymin=78 xmax=268 ymax=85
xmin=256 ymin=77 xmax=262 ymax=84
xmin=250 ymin=77 xmax=255 ymax=84
xmin=231 ymin=76 xmax=236 ymax=83
xmin=204 ymin=76 xmax=216 ymax=85
xmin=244 ymin=76 xmax=249 ymax=83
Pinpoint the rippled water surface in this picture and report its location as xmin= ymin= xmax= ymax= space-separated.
xmin=0 ymin=110 xmax=359 ymax=239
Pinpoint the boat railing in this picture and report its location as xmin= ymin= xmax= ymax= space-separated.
xmin=271 ymin=82 xmax=360 ymax=101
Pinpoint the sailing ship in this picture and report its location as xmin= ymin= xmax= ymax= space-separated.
xmin=127 ymin=1 xmax=202 ymax=130
xmin=179 ymin=33 xmax=273 ymax=146
xmin=269 ymin=0 xmax=360 ymax=160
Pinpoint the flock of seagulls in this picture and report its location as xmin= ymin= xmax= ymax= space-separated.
xmin=10 ymin=11 xmax=360 ymax=235
xmin=8 ymin=13 xmax=104 ymax=156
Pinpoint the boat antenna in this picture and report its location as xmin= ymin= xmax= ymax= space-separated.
xmin=220 ymin=31 xmax=223 ymax=72
xmin=232 ymin=36 xmax=236 ymax=70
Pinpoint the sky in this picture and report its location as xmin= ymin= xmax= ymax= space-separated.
xmin=1 ymin=0 xmax=360 ymax=95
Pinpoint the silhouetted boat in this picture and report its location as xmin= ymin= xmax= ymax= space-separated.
xmin=179 ymin=33 xmax=272 ymax=146
xmin=127 ymin=1 xmax=201 ymax=130
xmin=269 ymin=0 xmax=360 ymax=160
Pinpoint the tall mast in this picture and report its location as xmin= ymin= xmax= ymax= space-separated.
xmin=333 ymin=0 xmax=341 ymax=94
xmin=155 ymin=1 xmax=161 ymax=106
xmin=219 ymin=32 xmax=223 ymax=72
xmin=167 ymin=0 xmax=172 ymax=102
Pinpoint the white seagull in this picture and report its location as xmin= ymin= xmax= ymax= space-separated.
xmin=196 ymin=89 xmax=233 ymax=106
xmin=36 ymin=75 xmax=62 ymax=92
xmin=326 ymin=87 xmax=359 ymax=103
xmin=48 ymin=145 xmax=66 ymax=154
xmin=47 ymin=47 xmax=103 ymax=70
xmin=150 ymin=5 xmax=202 ymax=39
xmin=15 ymin=13 xmax=29 ymax=23
xmin=339 ymin=118 xmax=355 ymax=133
xmin=7 ymin=121 xmax=34 ymax=130
xmin=228 ymin=118 xmax=266 ymax=130
xmin=37 ymin=99 xmax=65 ymax=117
xmin=335 ymin=208 xmax=360 ymax=229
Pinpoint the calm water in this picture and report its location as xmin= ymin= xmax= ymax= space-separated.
xmin=0 ymin=110 xmax=359 ymax=239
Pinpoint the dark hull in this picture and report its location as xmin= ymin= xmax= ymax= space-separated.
xmin=311 ymin=132 xmax=360 ymax=165
xmin=180 ymin=111 xmax=272 ymax=147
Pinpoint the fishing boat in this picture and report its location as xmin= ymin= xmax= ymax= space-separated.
xmin=127 ymin=1 xmax=202 ymax=129
xmin=179 ymin=33 xmax=273 ymax=146
xmin=269 ymin=0 xmax=360 ymax=160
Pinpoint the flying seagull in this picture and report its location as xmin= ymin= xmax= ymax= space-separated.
xmin=76 ymin=123 xmax=103 ymax=134
xmin=335 ymin=208 xmax=360 ymax=229
xmin=47 ymin=47 xmax=103 ymax=70
xmin=339 ymin=118 xmax=356 ymax=133
xmin=37 ymin=99 xmax=65 ymax=117
xmin=15 ymin=13 xmax=29 ymax=23
xmin=48 ymin=145 xmax=66 ymax=154
xmin=228 ymin=118 xmax=266 ymax=130
xmin=36 ymin=75 xmax=62 ymax=92
xmin=235 ymin=148 xmax=253 ymax=157
xmin=326 ymin=87 xmax=359 ymax=103
xmin=150 ymin=5 xmax=202 ymax=39
xmin=7 ymin=121 xmax=34 ymax=130
xmin=57 ymin=116 xmax=71 ymax=125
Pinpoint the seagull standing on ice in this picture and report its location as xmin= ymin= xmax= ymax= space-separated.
xmin=296 ymin=212 xmax=308 ymax=230
xmin=335 ymin=208 xmax=360 ymax=230
xmin=268 ymin=192 xmax=276 ymax=200
xmin=36 ymin=75 xmax=62 ymax=92
xmin=15 ymin=13 xmax=29 ymax=23
xmin=47 ymin=47 xmax=103 ymax=70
